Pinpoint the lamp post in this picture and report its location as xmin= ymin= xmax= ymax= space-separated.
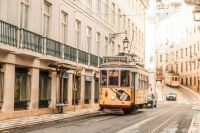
xmin=194 ymin=53 xmax=200 ymax=92
xmin=109 ymin=31 xmax=130 ymax=54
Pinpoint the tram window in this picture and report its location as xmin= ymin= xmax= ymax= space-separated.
xmin=108 ymin=70 xmax=119 ymax=86
xmin=121 ymin=70 xmax=130 ymax=87
xmin=100 ymin=70 xmax=107 ymax=86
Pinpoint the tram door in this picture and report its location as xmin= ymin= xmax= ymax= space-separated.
xmin=63 ymin=78 xmax=68 ymax=104
xmin=85 ymin=76 xmax=92 ymax=104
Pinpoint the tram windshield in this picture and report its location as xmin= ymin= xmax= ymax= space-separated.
xmin=121 ymin=70 xmax=130 ymax=87
xmin=108 ymin=70 xmax=119 ymax=86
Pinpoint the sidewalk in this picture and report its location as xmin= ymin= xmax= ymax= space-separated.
xmin=0 ymin=107 xmax=99 ymax=131
xmin=180 ymin=85 xmax=200 ymax=133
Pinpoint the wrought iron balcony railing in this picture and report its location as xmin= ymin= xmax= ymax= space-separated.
xmin=64 ymin=45 xmax=77 ymax=62
xmin=46 ymin=38 xmax=62 ymax=58
xmin=78 ymin=50 xmax=89 ymax=65
xmin=90 ymin=54 xmax=98 ymax=67
xmin=20 ymin=29 xmax=44 ymax=53
xmin=0 ymin=20 xmax=103 ymax=68
xmin=0 ymin=20 xmax=18 ymax=47
xmin=99 ymin=57 xmax=103 ymax=65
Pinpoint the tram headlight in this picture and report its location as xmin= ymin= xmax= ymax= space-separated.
xmin=111 ymin=96 xmax=115 ymax=100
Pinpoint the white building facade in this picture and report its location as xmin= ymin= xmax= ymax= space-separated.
xmin=156 ymin=2 xmax=200 ymax=92
xmin=0 ymin=0 xmax=148 ymax=120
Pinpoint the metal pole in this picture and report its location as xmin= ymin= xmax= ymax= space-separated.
xmin=59 ymin=73 xmax=64 ymax=113
xmin=73 ymin=72 xmax=76 ymax=112
xmin=195 ymin=55 xmax=199 ymax=93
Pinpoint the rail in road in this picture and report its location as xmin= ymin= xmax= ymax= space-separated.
xmin=12 ymin=85 xmax=200 ymax=133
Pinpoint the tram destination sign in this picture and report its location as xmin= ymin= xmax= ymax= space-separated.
xmin=103 ymin=56 xmax=128 ymax=63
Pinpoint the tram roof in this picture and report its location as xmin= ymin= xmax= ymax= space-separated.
xmin=99 ymin=61 xmax=148 ymax=74
xmin=166 ymin=72 xmax=180 ymax=76
xmin=99 ymin=61 xmax=133 ymax=68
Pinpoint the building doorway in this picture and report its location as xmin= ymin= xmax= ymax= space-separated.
xmin=39 ymin=71 xmax=51 ymax=108
xmin=14 ymin=67 xmax=30 ymax=110
xmin=63 ymin=77 xmax=68 ymax=104
xmin=85 ymin=76 xmax=92 ymax=104
xmin=94 ymin=78 xmax=99 ymax=103
xmin=0 ymin=71 xmax=3 ymax=109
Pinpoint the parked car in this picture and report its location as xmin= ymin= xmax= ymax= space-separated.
xmin=166 ymin=92 xmax=177 ymax=101
xmin=147 ymin=93 xmax=157 ymax=108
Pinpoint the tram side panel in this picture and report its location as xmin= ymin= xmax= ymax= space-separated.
xmin=134 ymin=73 xmax=148 ymax=106
xmin=99 ymin=87 xmax=132 ymax=109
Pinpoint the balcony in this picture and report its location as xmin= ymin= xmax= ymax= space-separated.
xmin=0 ymin=19 xmax=102 ymax=68
xmin=19 ymin=29 xmax=44 ymax=53
xmin=64 ymin=45 xmax=77 ymax=62
xmin=78 ymin=50 xmax=89 ymax=65
xmin=45 ymin=38 xmax=62 ymax=58
xmin=99 ymin=57 xmax=103 ymax=65
xmin=0 ymin=20 xmax=18 ymax=47
xmin=90 ymin=54 xmax=98 ymax=67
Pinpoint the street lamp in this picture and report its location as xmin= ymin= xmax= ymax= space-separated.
xmin=123 ymin=36 xmax=129 ymax=52
xmin=109 ymin=31 xmax=129 ymax=53
xmin=193 ymin=10 xmax=200 ymax=21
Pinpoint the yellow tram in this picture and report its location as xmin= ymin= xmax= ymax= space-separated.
xmin=99 ymin=54 xmax=148 ymax=114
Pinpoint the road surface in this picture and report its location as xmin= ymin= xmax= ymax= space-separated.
xmin=12 ymin=86 xmax=200 ymax=133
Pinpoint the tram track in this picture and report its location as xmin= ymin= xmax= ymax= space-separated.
xmin=15 ymin=102 xmax=189 ymax=133
xmin=15 ymin=103 xmax=173 ymax=133
xmin=150 ymin=110 xmax=181 ymax=133
xmin=116 ymin=104 xmax=181 ymax=133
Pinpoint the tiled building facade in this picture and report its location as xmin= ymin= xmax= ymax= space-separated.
xmin=0 ymin=0 xmax=148 ymax=120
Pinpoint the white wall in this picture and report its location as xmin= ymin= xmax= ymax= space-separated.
xmin=1 ymin=0 xmax=146 ymax=61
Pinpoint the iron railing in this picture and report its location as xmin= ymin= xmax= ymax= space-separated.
xmin=46 ymin=38 xmax=62 ymax=58
xmin=0 ymin=20 xmax=103 ymax=68
xmin=78 ymin=50 xmax=89 ymax=65
xmin=20 ymin=29 xmax=43 ymax=53
xmin=0 ymin=72 xmax=3 ymax=103
xmin=99 ymin=57 xmax=103 ymax=65
xmin=90 ymin=54 xmax=98 ymax=67
xmin=64 ymin=45 xmax=77 ymax=62
xmin=0 ymin=20 xmax=18 ymax=47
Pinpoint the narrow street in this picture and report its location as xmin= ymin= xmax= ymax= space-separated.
xmin=12 ymin=85 xmax=200 ymax=133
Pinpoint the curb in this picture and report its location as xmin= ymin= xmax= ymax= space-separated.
xmin=0 ymin=110 xmax=100 ymax=131
xmin=188 ymin=116 xmax=196 ymax=133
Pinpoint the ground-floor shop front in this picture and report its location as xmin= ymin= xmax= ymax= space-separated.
xmin=181 ymin=75 xmax=200 ymax=92
xmin=0 ymin=53 xmax=99 ymax=120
